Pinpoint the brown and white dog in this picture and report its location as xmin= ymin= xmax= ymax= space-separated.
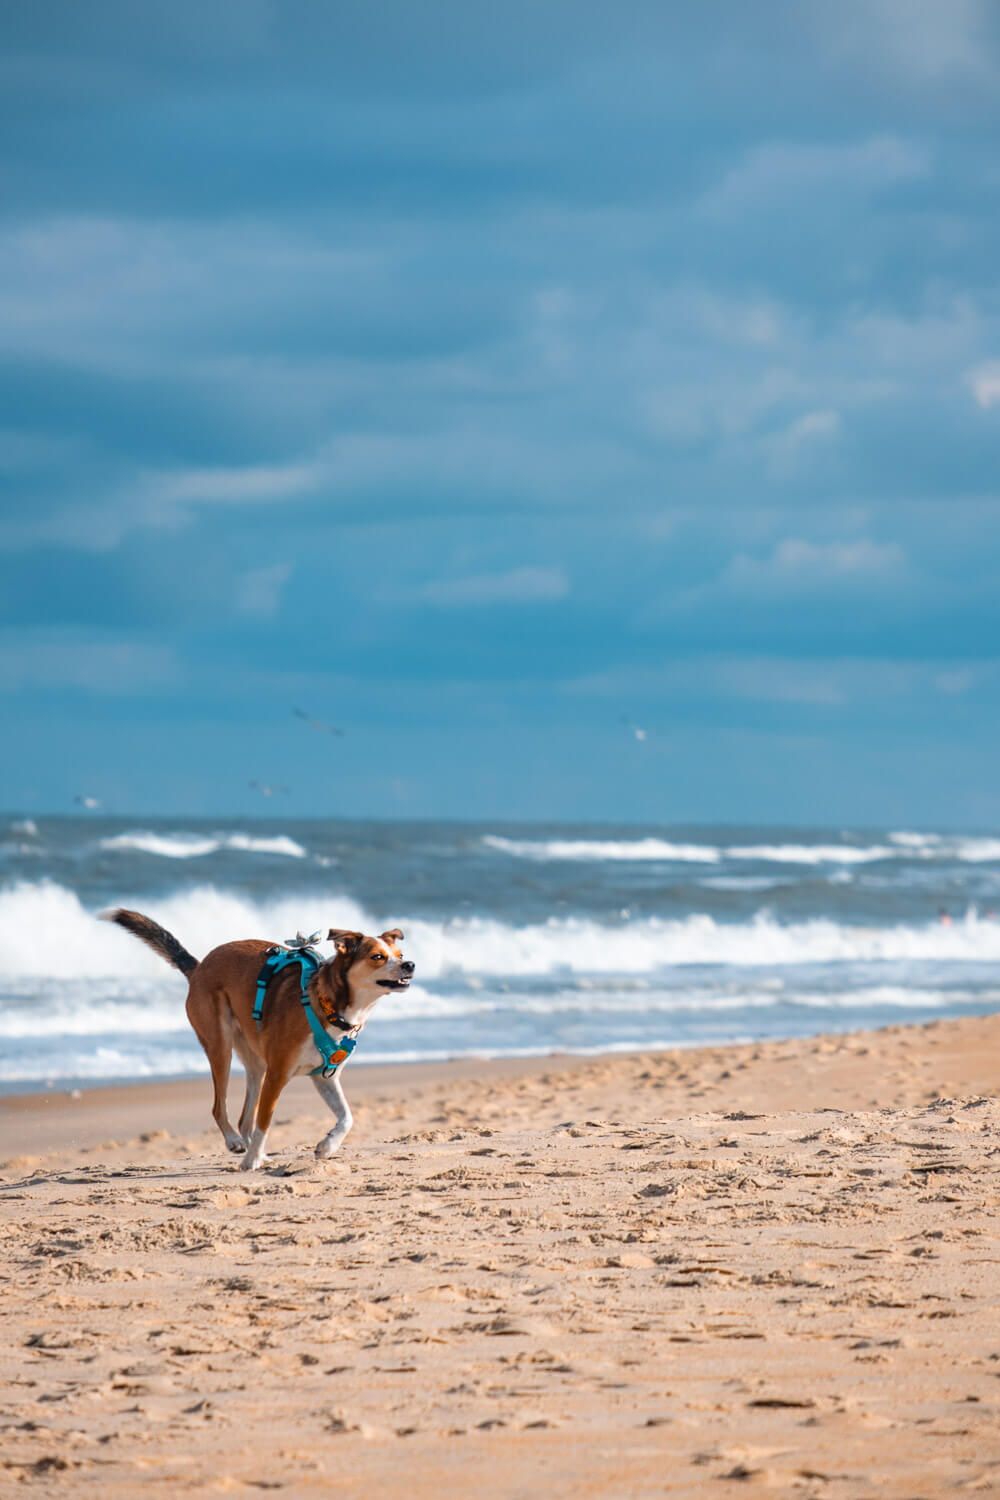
xmin=103 ymin=909 xmax=414 ymax=1170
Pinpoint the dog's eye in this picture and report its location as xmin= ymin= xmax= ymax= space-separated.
xmin=372 ymin=952 xmax=387 ymax=964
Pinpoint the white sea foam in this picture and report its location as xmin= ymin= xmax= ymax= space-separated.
xmin=0 ymin=984 xmax=189 ymax=1039
xmin=888 ymin=830 xmax=1000 ymax=861
xmin=947 ymin=838 xmax=1000 ymax=862
xmin=484 ymin=835 xmax=890 ymax=864
xmin=5 ymin=881 xmax=1000 ymax=989
xmin=407 ymin=908 xmax=1000 ymax=976
xmin=99 ymin=831 xmax=306 ymax=859
xmin=382 ymin=982 xmax=997 ymax=1021
xmin=0 ymin=881 xmax=367 ymax=981
xmin=485 ymin=832 xmax=1000 ymax=865
xmin=2 ymin=977 xmax=990 ymax=1050
xmin=482 ymin=835 xmax=721 ymax=862
xmin=727 ymin=843 xmax=892 ymax=865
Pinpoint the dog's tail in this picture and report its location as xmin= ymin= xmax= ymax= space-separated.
xmin=101 ymin=908 xmax=199 ymax=977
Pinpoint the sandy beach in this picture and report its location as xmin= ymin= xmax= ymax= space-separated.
xmin=2 ymin=1016 xmax=999 ymax=1497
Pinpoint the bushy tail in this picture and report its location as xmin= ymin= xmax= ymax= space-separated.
xmin=102 ymin=908 xmax=199 ymax=977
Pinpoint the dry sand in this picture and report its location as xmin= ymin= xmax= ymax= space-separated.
xmin=1 ymin=1015 xmax=999 ymax=1497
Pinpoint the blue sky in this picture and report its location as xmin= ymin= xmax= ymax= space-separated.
xmin=3 ymin=1 xmax=1000 ymax=825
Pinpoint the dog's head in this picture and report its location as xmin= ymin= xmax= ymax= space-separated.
xmin=319 ymin=926 xmax=414 ymax=1025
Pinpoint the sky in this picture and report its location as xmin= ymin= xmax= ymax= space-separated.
xmin=2 ymin=0 xmax=1000 ymax=826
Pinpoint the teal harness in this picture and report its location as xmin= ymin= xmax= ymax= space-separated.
xmin=253 ymin=944 xmax=358 ymax=1079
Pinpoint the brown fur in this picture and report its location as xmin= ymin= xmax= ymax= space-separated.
xmin=103 ymin=910 xmax=412 ymax=1163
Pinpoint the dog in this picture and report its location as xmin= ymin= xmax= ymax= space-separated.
xmin=103 ymin=909 xmax=414 ymax=1170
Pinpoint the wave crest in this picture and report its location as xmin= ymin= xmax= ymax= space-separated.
xmin=483 ymin=834 xmax=892 ymax=864
xmin=4 ymin=880 xmax=1000 ymax=983
xmin=484 ymin=833 xmax=1000 ymax=865
xmin=99 ymin=831 xmax=306 ymax=859
xmin=483 ymin=835 xmax=720 ymax=862
xmin=0 ymin=882 xmax=367 ymax=980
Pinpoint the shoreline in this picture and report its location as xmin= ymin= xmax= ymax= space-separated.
xmin=0 ymin=1042 xmax=687 ymax=1104
xmin=3 ymin=1011 xmax=998 ymax=1160
xmin=0 ymin=1051 xmax=600 ymax=1157
xmin=4 ymin=998 xmax=999 ymax=1105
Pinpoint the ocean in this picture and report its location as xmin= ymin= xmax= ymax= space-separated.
xmin=2 ymin=815 xmax=1000 ymax=1094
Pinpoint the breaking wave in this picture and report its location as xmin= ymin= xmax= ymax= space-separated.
xmin=0 ymin=881 xmax=366 ymax=980
xmin=5 ymin=880 xmax=1000 ymax=984
xmin=485 ymin=833 xmax=1000 ymax=865
xmin=99 ymin=831 xmax=306 ymax=860
xmin=483 ymin=835 xmax=892 ymax=864
xmin=483 ymin=835 xmax=721 ymax=862
xmin=888 ymin=831 xmax=1000 ymax=862
xmin=3 ymin=876 xmax=1000 ymax=1087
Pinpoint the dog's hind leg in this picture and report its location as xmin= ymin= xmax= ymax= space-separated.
xmin=232 ymin=1031 xmax=265 ymax=1147
xmin=186 ymin=990 xmax=244 ymax=1154
xmin=312 ymin=1073 xmax=353 ymax=1159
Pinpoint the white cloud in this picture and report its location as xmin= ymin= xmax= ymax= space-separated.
xmin=814 ymin=0 xmax=995 ymax=85
xmin=656 ymin=536 xmax=908 ymax=619
xmin=714 ymin=658 xmax=849 ymax=707
xmin=0 ymin=635 xmax=179 ymax=694
xmin=934 ymin=667 xmax=977 ymax=695
xmin=646 ymin=287 xmax=785 ymax=349
xmin=762 ymin=408 xmax=842 ymax=476
xmin=417 ymin=565 xmax=569 ymax=607
xmin=967 ymin=361 xmax=1000 ymax=409
xmin=711 ymin=655 xmax=967 ymax=707
xmin=781 ymin=410 xmax=841 ymax=443
xmin=700 ymin=136 xmax=928 ymax=217
xmin=0 ymin=216 xmax=383 ymax=372
xmin=849 ymin=299 xmax=983 ymax=370
xmin=0 ymin=461 xmax=325 ymax=555
xmin=563 ymin=654 xmax=987 ymax=709
xmin=642 ymin=366 xmax=807 ymax=445
xmin=150 ymin=462 xmax=322 ymax=507
xmin=234 ymin=562 xmax=293 ymax=619
xmin=724 ymin=536 xmax=905 ymax=592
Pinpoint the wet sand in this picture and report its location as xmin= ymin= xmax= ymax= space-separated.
xmin=2 ymin=1014 xmax=999 ymax=1497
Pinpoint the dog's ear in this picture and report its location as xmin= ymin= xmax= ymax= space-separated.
xmin=381 ymin=928 xmax=404 ymax=945
xmin=328 ymin=928 xmax=362 ymax=956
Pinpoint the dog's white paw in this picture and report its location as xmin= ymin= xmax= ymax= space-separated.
xmin=226 ymin=1138 xmax=246 ymax=1154
xmin=240 ymin=1130 xmax=268 ymax=1171
xmin=315 ymin=1136 xmax=342 ymax=1159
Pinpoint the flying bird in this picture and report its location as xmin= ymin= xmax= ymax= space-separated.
xmin=292 ymin=707 xmax=344 ymax=737
xmin=621 ymin=718 xmax=648 ymax=743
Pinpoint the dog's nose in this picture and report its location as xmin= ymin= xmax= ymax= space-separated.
xmin=400 ymin=960 xmax=415 ymax=975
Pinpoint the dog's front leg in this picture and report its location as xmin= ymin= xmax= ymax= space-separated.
xmin=312 ymin=1073 xmax=353 ymax=1158
xmin=241 ymin=1123 xmax=270 ymax=1171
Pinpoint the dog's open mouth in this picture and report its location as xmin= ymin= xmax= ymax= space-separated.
xmin=377 ymin=977 xmax=412 ymax=990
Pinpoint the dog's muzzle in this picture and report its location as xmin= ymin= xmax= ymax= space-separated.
xmin=377 ymin=960 xmax=415 ymax=991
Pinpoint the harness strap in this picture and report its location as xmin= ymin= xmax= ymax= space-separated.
xmin=253 ymin=944 xmax=318 ymax=1023
xmin=300 ymin=1002 xmax=357 ymax=1078
xmin=253 ymin=945 xmax=357 ymax=1078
